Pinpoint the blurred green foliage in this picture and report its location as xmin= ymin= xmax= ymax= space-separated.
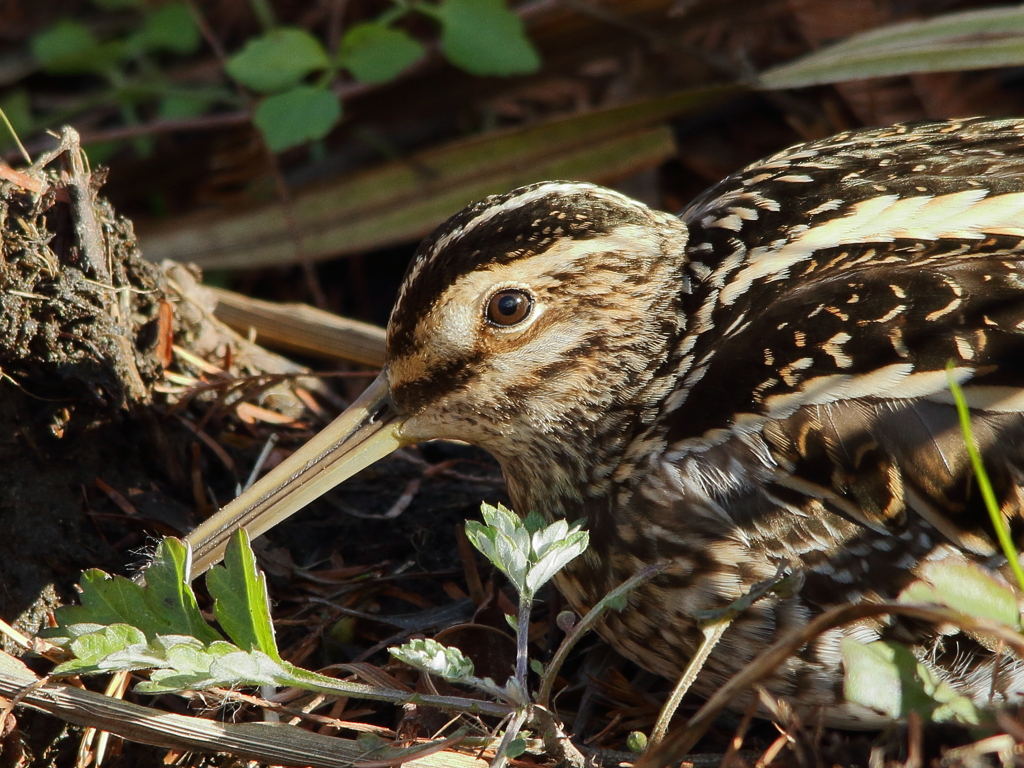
xmin=12 ymin=0 xmax=541 ymax=156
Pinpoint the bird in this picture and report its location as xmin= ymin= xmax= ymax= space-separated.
xmin=184 ymin=116 xmax=1024 ymax=727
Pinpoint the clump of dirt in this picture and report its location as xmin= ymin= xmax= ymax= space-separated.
xmin=0 ymin=130 xmax=176 ymax=640
xmin=0 ymin=132 xmax=167 ymax=408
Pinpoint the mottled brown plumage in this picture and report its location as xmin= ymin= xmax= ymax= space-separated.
xmin=384 ymin=118 xmax=1024 ymax=726
xmin=188 ymin=117 xmax=1024 ymax=727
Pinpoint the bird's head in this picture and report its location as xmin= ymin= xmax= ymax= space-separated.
xmin=185 ymin=182 xmax=690 ymax=574
xmin=386 ymin=182 xmax=690 ymax=466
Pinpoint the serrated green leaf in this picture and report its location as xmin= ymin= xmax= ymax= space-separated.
xmin=253 ymin=86 xmax=341 ymax=152
xmin=497 ymin=531 xmax=529 ymax=591
xmin=437 ymin=0 xmax=540 ymax=76
xmin=530 ymin=519 xmax=568 ymax=559
xmin=147 ymin=538 xmax=223 ymax=644
xmin=466 ymin=519 xmax=528 ymax=592
xmin=209 ymin=649 xmax=287 ymax=686
xmin=339 ymin=23 xmax=425 ymax=84
xmin=135 ymin=3 xmax=200 ymax=54
xmin=134 ymin=641 xmax=272 ymax=693
xmin=842 ymin=638 xmax=979 ymax=724
xmin=160 ymin=637 xmax=214 ymax=676
xmin=53 ymin=624 xmax=150 ymax=675
xmin=390 ymin=638 xmax=474 ymax=680
xmin=54 ymin=569 xmax=167 ymax=640
xmin=526 ymin=531 xmax=588 ymax=593
xmin=206 ymin=529 xmax=281 ymax=660
xmin=479 ymin=502 xmax=518 ymax=536
xmin=226 ymin=28 xmax=329 ymax=92
xmin=899 ymin=561 xmax=1020 ymax=629
xmin=53 ymin=539 xmax=220 ymax=645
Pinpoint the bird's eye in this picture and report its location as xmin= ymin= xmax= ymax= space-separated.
xmin=486 ymin=289 xmax=533 ymax=327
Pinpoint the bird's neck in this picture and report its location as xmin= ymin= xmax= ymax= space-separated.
xmin=495 ymin=385 xmax=673 ymax=527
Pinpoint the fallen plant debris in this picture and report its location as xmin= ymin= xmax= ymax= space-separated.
xmin=11 ymin=2 xmax=1024 ymax=766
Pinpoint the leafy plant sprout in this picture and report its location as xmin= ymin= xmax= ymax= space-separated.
xmin=22 ymin=0 xmax=540 ymax=157
xmin=44 ymin=503 xmax=661 ymax=766
xmin=31 ymin=375 xmax=1024 ymax=765
xmin=394 ymin=503 xmax=591 ymax=765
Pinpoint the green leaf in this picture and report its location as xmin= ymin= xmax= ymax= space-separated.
xmin=135 ymin=3 xmax=200 ymax=55
xmin=54 ymin=625 xmax=151 ymax=675
xmin=51 ymin=538 xmax=222 ymax=644
xmin=253 ymin=86 xmax=342 ymax=152
xmin=226 ymin=28 xmax=329 ymax=92
xmin=159 ymin=93 xmax=210 ymax=120
xmin=208 ymin=649 xmax=287 ymax=686
xmin=339 ymin=23 xmax=425 ymax=84
xmin=522 ymin=511 xmax=546 ymax=535
xmin=761 ymin=6 xmax=1024 ymax=89
xmin=390 ymin=638 xmax=475 ymax=680
xmin=92 ymin=0 xmax=143 ymax=8
xmin=842 ymin=638 xmax=980 ymax=724
xmin=530 ymin=518 xmax=569 ymax=558
xmin=526 ymin=530 xmax=588 ymax=593
xmin=466 ymin=520 xmax=529 ymax=592
xmin=146 ymin=538 xmax=223 ymax=644
xmin=31 ymin=20 xmax=104 ymax=74
xmin=506 ymin=738 xmax=527 ymax=758
xmin=479 ymin=502 xmax=519 ymax=537
xmin=53 ymin=569 xmax=168 ymax=640
xmin=136 ymin=639 xmax=242 ymax=693
xmin=436 ymin=0 xmax=540 ymax=76
xmin=899 ymin=561 xmax=1021 ymax=630
xmin=206 ymin=529 xmax=281 ymax=660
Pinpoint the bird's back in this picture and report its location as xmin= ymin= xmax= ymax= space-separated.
xmin=551 ymin=118 xmax=1024 ymax=726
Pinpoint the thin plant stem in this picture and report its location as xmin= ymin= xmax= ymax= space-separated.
xmin=536 ymin=563 xmax=666 ymax=708
xmin=515 ymin=592 xmax=533 ymax=692
xmin=649 ymin=618 xmax=731 ymax=747
xmin=946 ymin=362 xmax=1024 ymax=593
xmin=490 ymin=707 xmax=529 ymax=768
xmin=0 ymin=107 xmax=31 ymax=164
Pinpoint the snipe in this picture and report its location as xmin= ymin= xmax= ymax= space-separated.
xmin=184 ymin=117 xmax=1024 ymax=727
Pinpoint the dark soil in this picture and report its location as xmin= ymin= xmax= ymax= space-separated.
xmin=0 ymin=137 xmax=171 ymax=636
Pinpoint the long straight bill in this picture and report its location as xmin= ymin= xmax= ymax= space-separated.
xmin=184 ymin=370 xmax=409 ymax=578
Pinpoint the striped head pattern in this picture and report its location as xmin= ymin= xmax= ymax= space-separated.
xmin=384 ymin=182 xmax=690 ymax=496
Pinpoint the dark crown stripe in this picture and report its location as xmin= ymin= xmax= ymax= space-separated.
xmin=387 ymin=183 xmax=653 ymax=358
